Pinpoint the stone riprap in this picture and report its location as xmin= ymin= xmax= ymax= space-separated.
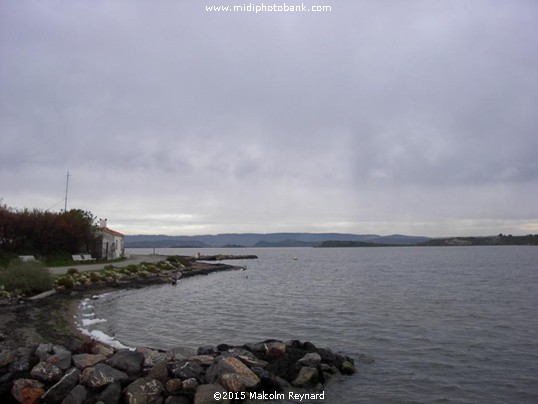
xmin=0 ymin=339 xmax=355 ymax=403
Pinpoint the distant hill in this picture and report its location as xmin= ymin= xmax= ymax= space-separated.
xmin=124 ymin=233 xmax=431 ymax=248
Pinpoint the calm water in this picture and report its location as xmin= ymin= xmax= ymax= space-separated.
xmin=80 ymin=246 xmax=538 ymax=403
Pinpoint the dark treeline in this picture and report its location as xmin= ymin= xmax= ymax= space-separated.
xmin=0 ymin=204 xmax=101 ymax=260
xmin=419 ymin=234 xmax=538 ymax=246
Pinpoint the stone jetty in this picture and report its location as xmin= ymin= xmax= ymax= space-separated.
xmin=0 ymin=338 xmax=355 ymax=403
xmin=194 ymin=254 xmax=258 ymax=261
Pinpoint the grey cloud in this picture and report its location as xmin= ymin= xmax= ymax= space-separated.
xmin=1 ymin=0 xmax=537 ymax=236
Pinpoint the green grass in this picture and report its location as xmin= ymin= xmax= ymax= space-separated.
xmin=0 ymin=260 xmax=54 ymax=294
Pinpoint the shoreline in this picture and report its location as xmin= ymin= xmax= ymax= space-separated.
xmin=0 ymin=256 xmax=358 ymax=403
xmin=1 ymin=260 xmax=243 ymax=351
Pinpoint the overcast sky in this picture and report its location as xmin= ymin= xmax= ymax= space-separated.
xmin=1 ymin=0 xmax=537 ymax=237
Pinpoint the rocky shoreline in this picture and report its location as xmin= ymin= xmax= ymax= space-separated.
xmin=1 ymin=338 xmax=356 ymax=404
xmin=0 ymin=257 xmax=357 ymax=403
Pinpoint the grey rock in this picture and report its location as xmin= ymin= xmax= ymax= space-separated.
xmin=36 ymin=343 xmax=54 ymax=361
xmin=72 ymin=353 xmax=106 ymax=369
xmin=169 ymin=347 xmax=197 ymax=361
xmin=171 ymin=360 xmax=204 ymax=381
xmin=9 ymin=357 xmax=31 ymax=375
xmin=165 ymin=396 xmax=191 ymax=404
xmin=136 ymin=347 xmax=167 ymax=367
xmin=98 ymin=382 xmax=122 ymax=404
xmin=215 ymin=357 xmax=260 ymax=390
xmin=30 ymin=361 xmax=63 ymax=383
xmin=47 ymin=351 xmax=72 ymax=371
xmin=108 ymin=350 xmax=144 ymax=376
xmin=340 ymin=360 xmax=356 ymax=375
xmin=42 ymin=367 xmax=80 ymax=403
xmin=148 ymin=362 xmax=169 ymax=382
xmin=292 ymin=366 xmax=319 ymax=387
xmin=297 ymin=352 xmax=321 ymax=368
xmin=124 ymin=377 xmax=164 ymax=404
xmin=196 ymin=346 xmax=216 ymax=356
xmin=188 ymin=355 xmax=215 ymax=367
xmin=165 ymin=378 xmax=183 ymax=395
xmin=61 ymin=384 xmax=87 ymax=404
xmin=0 ymin=350 xmax=17 ymax=367
xmin=181 ymin=377 xmax=198 ymax=391
xmin=80 ymin=363 xmax=129 ymax=388
xmin=194 ymin=383 xmax=229 ymax=404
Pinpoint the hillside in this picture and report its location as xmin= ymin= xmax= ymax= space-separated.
xmin=124 ymin=233 xmax=431 ymax=248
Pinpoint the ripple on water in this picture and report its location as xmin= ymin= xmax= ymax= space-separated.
xmin=82 ymin=247 xmax=538 ymax=403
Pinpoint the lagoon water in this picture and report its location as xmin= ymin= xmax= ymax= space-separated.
xmin=80 ymin=246 xmax=538 ymax=403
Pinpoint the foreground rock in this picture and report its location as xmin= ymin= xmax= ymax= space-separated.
xmin=0 ymin=339 xmax=356 ymax=403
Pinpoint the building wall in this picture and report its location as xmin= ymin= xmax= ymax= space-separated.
xmin=101 ymin=232 xmax=124 ymax=260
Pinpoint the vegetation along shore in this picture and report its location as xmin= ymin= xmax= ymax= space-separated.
xmin=0 ymin=255 xmax=358 ymax=403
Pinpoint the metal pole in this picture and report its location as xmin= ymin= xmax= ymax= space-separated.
xmin=64 ymin=171 xmax=70 ymax=212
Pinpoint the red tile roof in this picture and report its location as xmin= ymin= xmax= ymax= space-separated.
xmin=101 ymin=227 xmax=124 ymax=237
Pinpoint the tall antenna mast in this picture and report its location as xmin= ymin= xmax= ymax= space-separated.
xmin=64 ymin=171 xmax=70 ymax=212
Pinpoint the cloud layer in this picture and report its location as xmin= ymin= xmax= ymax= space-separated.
xmin=1 ymin=1 xmax=537 ymax=236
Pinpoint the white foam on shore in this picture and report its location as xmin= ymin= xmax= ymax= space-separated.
xmin=80 ymin=329 xmax=131 ymax=350
xmin=81 ymin=318 xmax=107 ymax=326
xmin=77 ymin=295 xmax=132 ymax=350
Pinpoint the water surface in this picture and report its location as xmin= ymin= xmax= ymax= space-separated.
xmin=80 ymin=246 xmax=538 ymax=403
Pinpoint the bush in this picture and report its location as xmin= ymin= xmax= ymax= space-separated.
xmin=67 ymin=267 xmax=79 ymax=275
xmin=125 ymin=265 xmax=140 ymax=273
xmin=0 ymin=260 xmax=54 ymax=294
xmin=166 ymin=256 xmax=191 ymax=267
xmin=56 ymin=276 xmax=75 ymax=289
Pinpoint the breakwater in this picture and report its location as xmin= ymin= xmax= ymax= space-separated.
xmin=1 ymin=338 xmax=355 ymax=403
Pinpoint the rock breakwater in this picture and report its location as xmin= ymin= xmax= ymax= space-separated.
xmin=1 ymin=339 xmax=355 ymax=403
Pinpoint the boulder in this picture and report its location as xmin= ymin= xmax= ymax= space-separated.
xmin=196 ymin=346 xmax=216 ymax=356
xmin=108 ymin=350 xmax=144 ymax=376
xmin=47 ymin=351 xmax=72 ymax=371
xmin=165 ymin=396 xmax=191 ymax=404
xmin=165 ymin=378 xmax=183 ymax=395
xmin=297 ymin=352 xmax=321 ymax=368
xmin=340 ymin=360 xmax=356 ymax=375
xmin=30 ymin=361 xmax=63 ymax=383
xmin=265 ymin=342 xmax=286 ymax=359
xmin=41 ymin=367 xmax=80 ymax=403
xmin=0 ymin=350 xmax=17 ymax=367
xmin=11 ymin=378 xmax=46 ymax=404
xmin=72 ymin=353 xmax=106 ymax=369
xmin=90 ymin=343 xmax=114 ymax=358
xmin=98 ymin=382 xmax=122 ymax=404
xmin=61 ymin=384 xmax=87 ymax=404
xmin=169 ymin=347 xmax=197 ymax=361
xmin=171 ymin=360 xmax=204 ymax=381
xmin=193 ymin=383 xmax=229 ymax=404
xmin=216 ymin=357 xmax=260 ymax=390
xmin=80 ymin=363 xmax=129 ymax=388
xmin=250 ymin=366 xmax=281 ymax=392
xmin=182 ymin=377 xmax=199 ymax=391
xmin=136 ymin=347 xmax=167 ymax=367
xmin=220 ymin=373 xmax=245 ymax=392
xmin=236 ymin=354 xmax=268 ymax=369
xmin=188 ymin=355 xmax=215 ymax=367
xmin=292 ymin=366 xmax=319 ymax=387
xmin=123 ymin=377 xmax=163 ymax=404
xmin=9 ymin=357 xmax=31 ymax=376
xmin=148 ymin=362 xmax=169 ymax=382
xmin=36 ymin=343 xmax=54 ymax=362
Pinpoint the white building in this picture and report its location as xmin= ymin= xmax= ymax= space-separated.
xmin=99 ymin=219 xmax=124 ymax=260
